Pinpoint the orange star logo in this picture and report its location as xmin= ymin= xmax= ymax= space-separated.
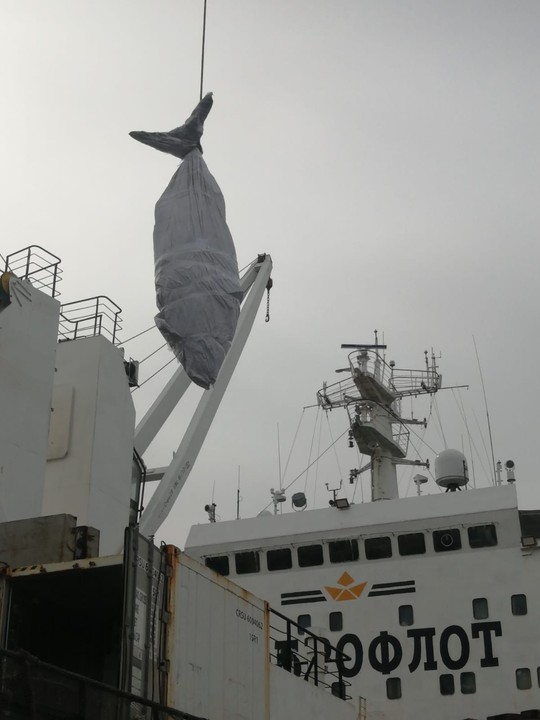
xmin=324 ymin=571 xmax=366 ymax=601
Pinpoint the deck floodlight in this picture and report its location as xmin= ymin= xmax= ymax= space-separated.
xmin=333 ymin=498 xmax=350 ymax=510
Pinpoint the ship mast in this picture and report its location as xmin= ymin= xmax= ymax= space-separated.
xmin=317 ymin=338 xmax=441 ymax=501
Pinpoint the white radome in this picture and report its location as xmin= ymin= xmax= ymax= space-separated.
xmin=435 ymin=448 xmax=469 ymax=489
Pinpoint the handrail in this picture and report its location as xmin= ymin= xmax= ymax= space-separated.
xmin=4 ymin=245 xmax=62 ymax=298
xmin=269 ymin=608 xmax=352 ymax=700
xmin=59 ymin=295 xmax=123 ymax=344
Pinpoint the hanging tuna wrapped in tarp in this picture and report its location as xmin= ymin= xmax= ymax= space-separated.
xmin=130 ymin=93 xmax=242 ymax=389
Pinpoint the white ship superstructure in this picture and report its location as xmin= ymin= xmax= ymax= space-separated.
xmin=185 ymin=345 xmax=540 ymax=720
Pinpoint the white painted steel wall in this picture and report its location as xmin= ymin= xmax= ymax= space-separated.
xmin=185 ymin=486 xmax=540 ymax=719
xmin=0 ymin=282 xmax=60 ymax=521
xmin=43 ymin=335 xmax=135 ymax=554
xmin=270 ymin=665 xmax=357 ymax=720
xmin=167 ymin=551 xmax=269 ymax=720
xmin=168 ymin=551 xmax=356 ymax=720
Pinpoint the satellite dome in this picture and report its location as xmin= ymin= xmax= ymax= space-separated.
xmin=435 ymin=449 xmax=469 ymax=490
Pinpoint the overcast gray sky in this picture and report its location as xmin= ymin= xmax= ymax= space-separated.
xmin=2 ymin=1 xmax=540 ymax=546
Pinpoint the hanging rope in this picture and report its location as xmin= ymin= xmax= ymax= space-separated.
xmin=199 ymin=0 xmax=208 ymax=100
xmin=258 ymin=426 xmax=349 ymax=514
xmin=131 ymin=357 xmax=176 ymax=391
xmin=118 ymin=324 xmax=157 ymax=347
xmin=139 ymin=342 xmax=168 ymax=364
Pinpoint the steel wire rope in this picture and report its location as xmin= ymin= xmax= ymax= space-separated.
xmin=325 ymin=410 xmax=344 ymax=482
xmin=473 ymin=335 xmax=497 ymax=484
xmin=350 ymin=445 xmax=365 ymax=504
xmin=404 ymin=422 xmax=431 ymax=497
xmin=118 ymin=324 xmax=158 ymax=347
xmin=406 ymin=433 xmax=443 ymax=492
xmin=471 ymin=408 xmax=494 ymax=486
xmin=432 ymin=395 xmax=447 ymax=449
xmin=405 ymin=406 xmax=438 ymax=455
xmin=313 ymin=409 xmax=324 ymax=507
xmin=131 ymin=357 xmax=177 ymax=392
xmin=452 ymin=388 xmax=478 ymax=487
xmin=199 ymin=0 xmax=208 ymax=100
xmin=281 ymin=408 xmax=306 ymax=487
xmin=403 ymin=397 xmax=436 ymax=496
xmin=303 ymin=406 xmax=320 ymax=495
xmin=258 ymin=426 xmax=350 ymax=515
xmin=239 ymin=255 xmax=264 ymax=275
xmin=139 ymin=342 xmax=168 ymax=364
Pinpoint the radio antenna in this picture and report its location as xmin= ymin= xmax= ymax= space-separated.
xmin=236 ymin=466 xmax=241 ymax=519
xmin=473 ymin=335 xmax=496 ymax=485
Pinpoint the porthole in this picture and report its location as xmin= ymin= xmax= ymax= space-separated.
xmin=386 ymin=677 xmax=401 ymax=700
xmin=511 ymin=594 xmax=528 ymax=616
xmin=516 ymin=668 xmax=532 ymax=690
xmin=439 ymin=674 xmax=455 ymax=696
xmin=398 ymin=605 xmax=414 ymax=626
xmin=472 ymin=598 xmax=488 ymax=620
xmin=460 ymin=672 xmax=476 ymax=694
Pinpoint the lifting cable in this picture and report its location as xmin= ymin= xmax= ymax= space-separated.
xmin=199 ymin=0 xmax=208 ymax=100
xmin=131 ymin=357 xmax=176 ymax=392
xmin=118 ymin=324 xmax=157 ymax=347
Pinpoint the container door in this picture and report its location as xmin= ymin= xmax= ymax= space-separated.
xmin=120 ymin=527 xmax=169 ymax=703
xmin=0 ymin=574 xmax=9 ymax=648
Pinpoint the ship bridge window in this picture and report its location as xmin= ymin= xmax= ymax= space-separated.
xmin=329 ymin=539 xmax=359 ymax=563
xmin=386 ymin=677 xmax=401 ymax=700
xmin=460 ymin=672 xmax=476 ymax=694
xmin=235 ymin=551 xmax=260 ymax=575
xmin=468 ymin=524 xmax=498 ymax=548
xmin=511 ymin=594 xmax=527 ymax=615
xmin=365 ymin=536 xmax=392 ymax=560
xmin=516 ymin=668 xmax=532 ymax=690
xmin=439 ymin=674 xmax=455 ymax=695
xmin=267 ymin=548 xmax=292 ymax=571
xmin=472 ymin=598 xmax=489 ymax=620
xmin=398 ymin=533 xmax=426 ymax=556
xmin=433 ymin=528 xmax=462 ymax=553
xmin=205 ymin=555 xmax=230 ymax=576
xmin=298 ymin=544 xmax=324 ymax=567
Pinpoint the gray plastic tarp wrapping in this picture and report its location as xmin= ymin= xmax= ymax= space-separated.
xmin=153 ymin=149 xmax=242 ymax=389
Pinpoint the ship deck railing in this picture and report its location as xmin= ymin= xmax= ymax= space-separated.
xmin=4 ymin=245 xmax=62 ymax=298
xmin=58 ymin=295 xmax=122 ymax=345
xmin=269 ymin=608 xmax=352 ymax=701
xmin=317 ymin=349 xmax=441 ymax=411
xmin=0 ymin=647 xmax=205 ymax=720
xmin=346 ymin=401 xmax=410 ymax=456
